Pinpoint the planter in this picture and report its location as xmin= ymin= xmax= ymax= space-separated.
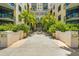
xmin=55 ymin=31 xmax=79 ymax=48
xmin=19 ymin=31 xmax=24 ymax=39
xmin=52 ymin=33 xmax=56 ymax=38
xmin=0 ymin=31 xmax=21 ymax=48
xmin=23 ymin=32 xmax=27 ymax=38
xmin=19 ymin=31 xmax=28 ymax=39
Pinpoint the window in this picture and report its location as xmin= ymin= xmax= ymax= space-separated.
xmin=43 ymin=3 xmax=48 ymax=10
xmin=58 ymin=5 xmax=61 ymax=12
xmin=66 ymin=3 xmax=70 ymax=9
xmin=53 ymin=12 xmax=55 ymax=16
xmin=9 ymin=3 xmax=15 ymax=7
xmin=58 ymin=15 xmax=61 ymax=21
xmin=53 ymin=5 xmax=55 ymax=9
xmin=32 ymin=3 xmax=37 ymax=11
xmin=19 ymin=5 xmax=21 ymax=12
xmin=66 ymin=7 xmax=79 ymax=19
xmin=0 ymin=7 xmax=13 ymax=19
xmin=66 ymin=3 xmax=70 ymax=6
xmin=25 ymin=6 xmax=26 ymax=9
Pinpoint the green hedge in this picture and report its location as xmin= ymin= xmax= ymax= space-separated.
xmin=48 ymin=23 xmax=79 ymax=33
xmin=0 ymin=24 xmax=30 ymax=33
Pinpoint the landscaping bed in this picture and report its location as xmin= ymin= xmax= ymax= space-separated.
xmin=0 ymin=24 xmax=30 ymax=48
xmin=40 ymin=12 xmax=79 ymax=48
xmin=55 ymin=31 xmax=79 ymax=48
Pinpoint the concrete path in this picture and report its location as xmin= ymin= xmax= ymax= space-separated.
xmin=0 ymin=32 xmax=74 ymax=56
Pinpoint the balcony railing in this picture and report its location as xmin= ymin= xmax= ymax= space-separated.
xmin=66 ymin=4 xmax=79 ymax=10
xmin=0 ymin=17 xmax=15 ymax=22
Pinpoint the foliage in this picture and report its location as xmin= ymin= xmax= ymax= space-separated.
xmin=65 ymin=24 xmax=79 ymax=31
xmin=17 ymin=24 xmax=30 ymax=33
xmin=40 ymin=12 xmax=57 ymax=31
xmin=0 ymin=24 xmax=30 ymax=33
xmin=55 ymin=21 xmax=66 ymax=32
xmin=0 ymin=25 xmax=6 ymax=31
xmin=40 ymin=12 xmax=79 ymax=33
xmin=19 ymin=10 xmax=37 ymax=30
xmin=0 ymin=24 xmax=15 ymax=31
xmin=48 ymin=25 xmax=56 ymax=33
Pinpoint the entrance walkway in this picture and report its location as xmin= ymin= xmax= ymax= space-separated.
xmin=0 ymin=32 xmax=74 ymax=56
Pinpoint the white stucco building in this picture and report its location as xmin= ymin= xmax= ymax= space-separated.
xmin=29 ymin=3 xmax=52 ymax=21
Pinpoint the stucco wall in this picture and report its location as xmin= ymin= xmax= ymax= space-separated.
xmin=0 ymin=31 xmax=24 ymax=48
xmin=56 ymin=31 xmax=78 ymax=48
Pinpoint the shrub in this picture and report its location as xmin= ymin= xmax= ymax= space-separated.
xmin=65 ymin=24 xmax=79 ymax=31
xmin=0 ymin=24 xmax=30 ymax=32
xmin=0 ymin=24 xmax=15 ymax=31
xmin=48 ymin=25 xmax=56 ymax=33
xmin=17 ymin=24 xmax=30 ymax=33
xmin=0 ymin=26 xmax=6 ymax=31
xmin=40 ymin=13 xmax=57 ymax=31
xmin=12 ymin=25 xmax=19 ymax=32
xmin=55 ymin=21 xmax=66 ymax=32
xmin=4 ymin=24 xmax=16 ymax=31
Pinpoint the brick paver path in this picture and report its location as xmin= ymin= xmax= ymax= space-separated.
xmin=0 ymin=32 xmax=73 ymax=56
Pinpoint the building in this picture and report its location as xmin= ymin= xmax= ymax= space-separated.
xmin=2 ymin=3 xmax=79 ymax=25
xmin=15 ymin=3 xmax=27 ymax=24
xmin=0 ymin=3 xmax=29 ymax=25
xmin=66 ymin=3 xmax=79 ymax=24
xmin=52 ymin=3 xmax=66 ymax=23
xmin=0 ymin=3 xmax=15 ymax=25
xmin=29 ymin=3 xmax=52 ymax=21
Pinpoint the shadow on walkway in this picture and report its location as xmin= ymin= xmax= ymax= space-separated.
xmin=67 ymin=48 xmax=79 ymax=56
xmin=0 ymin=47 xmax=6 ymax=50
xmin=59 ymin=46 xmax=79 ymax=56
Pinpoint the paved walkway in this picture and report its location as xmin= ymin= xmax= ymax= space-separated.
xmin=0 ymin=32 xmax=74 ymax=56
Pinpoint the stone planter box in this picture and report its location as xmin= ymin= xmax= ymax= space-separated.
xmin=52 ymin=33 xmax=56 ymax=38
xmin=0 ymin=31 xmax=23 ymax=48
xmin=19 ymin=31 xmax=28 ymax=39
xmin=55 ymin=31 xmax=79 ymax=48
xmin=23 ymin=33 xmax=27 ymax=38
xmin=19 ymin=31 xmax=24 ymax=39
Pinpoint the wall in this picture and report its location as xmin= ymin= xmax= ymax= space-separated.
xmin=0 ymin=31 xmax=24 ymax=48
xmin=56 ymin=31 xmax=78 ymax=48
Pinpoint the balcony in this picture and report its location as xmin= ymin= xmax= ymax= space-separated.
xmin=0 ymin=17 xmax=15 ymax=22
xmin=66 ymin=3 xmax=79 ymax=10
xmin=0 ymin=3 xmax=15 ymax=10
xmin=66 ymin=17 xmax=79 ymax=24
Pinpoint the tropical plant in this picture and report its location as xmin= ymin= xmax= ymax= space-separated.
xmin=12 ymin=25 xmax=19 ymax=32
xmin=48 ymin=25 xmax=56 ymax=33
xmin=19 ymin=10 xmax=37 ymax=31
xmin=19 ymin=10 xmax=29 ymax=24
xmin=55 ymin=21 xmax=66 ymax=32
xmin=40 ymin=12 xmax=57 ymax=31
xmin=17 ymin=24 xmax=30 ymax=33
